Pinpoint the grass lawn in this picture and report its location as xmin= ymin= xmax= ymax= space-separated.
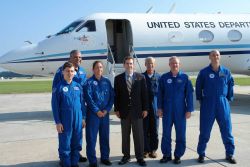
xmin=191 ymin=77 xmax=250 ymax=86
xmin=0 ymin=80 xmax=52 ymax=94
xmin=0 ymin=77 xmax=249 ymax=94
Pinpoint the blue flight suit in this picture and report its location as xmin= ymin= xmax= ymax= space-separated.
xmin=51 ymin=80 xmax=86 ymax=167
xmin=196 ymin=65 xmax=235 ymax=157
xmin=52 ymin=65 xmax=87 ymax=89
xmin=84 ymin=75 xmax=114 ymax=164
xmin=158 ymin=71 xmax=194 ymax=158
xmin=142 ymin=71 xmax=161 ymax=153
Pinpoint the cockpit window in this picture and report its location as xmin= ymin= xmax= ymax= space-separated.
xmin=56 ymin=20 xmax=84 ymax=35
xmin=76 ymin=20 xmax=96 ymax=32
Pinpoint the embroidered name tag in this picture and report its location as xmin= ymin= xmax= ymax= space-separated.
xmin=74 ymin=86 xmax=80 ymax=91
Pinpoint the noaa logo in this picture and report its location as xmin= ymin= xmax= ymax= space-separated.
xmin=209 ymin=74 xmax=215 ymax=78
xmin=167 ymin=79 xmax=172 ymax=84
xmin=79 ymin=71 xmax=84 ymax=74
xmin=63 ymin=87 xmax=68 ymax=92
xmin=93 ymin=81 xmax=98 ymax=85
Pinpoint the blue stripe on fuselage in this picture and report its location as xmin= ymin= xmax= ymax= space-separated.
xmin=5 ymin=44 xmax=250 ymax=64
xmin=5 ymin=50 xmax=250 ymax=64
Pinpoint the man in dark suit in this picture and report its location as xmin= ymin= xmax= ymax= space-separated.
xmin=114 ymin=56 xmax=148 ymax=166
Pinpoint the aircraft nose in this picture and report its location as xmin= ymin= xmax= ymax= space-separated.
xmin=0 ymin=53 xmax=9 ymax=69
xmin=0 ymin=44 xmax=37 ymax=73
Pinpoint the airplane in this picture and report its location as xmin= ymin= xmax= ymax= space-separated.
xmin=0 ymin=12 xmax=250 ymax=78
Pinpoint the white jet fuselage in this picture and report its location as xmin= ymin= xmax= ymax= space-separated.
xmin=0 ymin=13 xmax=250 ymax=75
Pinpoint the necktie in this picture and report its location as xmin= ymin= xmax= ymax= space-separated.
xmin=127 ymin=75 xmax=132 ymax=94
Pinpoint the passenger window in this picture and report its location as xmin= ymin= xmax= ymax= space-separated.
xmin=228 ymin=30 xmax=242 ymax=42
xmin=76 ymin=20 xmax=96 ymax=32
xmin=199 ymin=30 xmax=214 ymax=42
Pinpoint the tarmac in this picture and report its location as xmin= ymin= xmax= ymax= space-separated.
xmin=0 ymin=86 xmax=249 ymax=167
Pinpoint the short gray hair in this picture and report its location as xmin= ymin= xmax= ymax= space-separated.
xmin=209 ymin=50 xmax=220 ymax=56
xmin=145 ymin=57 xmax=155 ymax=64
xmin=69 ymin=50 xmax=81 ymax=58
xmin=169 ymin=56 xmax=180 ymax=63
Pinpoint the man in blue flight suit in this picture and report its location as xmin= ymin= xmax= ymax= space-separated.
xmin=52 ymin=49 xmax=87 ymax=89
xmin=142 ymin=57 xmax=161 ymax=159
xmin=158 ymin=56 xmax=194 ymax=164
xmin=196 ymin=50 xmax=236 ymax=164
xmin=52 ymin=50 xmax=87 ymax=162
xmin=51 ymin=62 xmax=86 ymax=167
xmin=84 ymin=61 xmax=114 ymax=167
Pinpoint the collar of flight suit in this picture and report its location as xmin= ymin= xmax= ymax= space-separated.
xmin=169 ymin=70 xmax=183 ymax=78
xmin=208 ymin=64 xmax=222 ymax=73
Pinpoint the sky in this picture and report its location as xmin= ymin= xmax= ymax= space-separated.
xmin=0 ymin=0 xmax=249 ymax=71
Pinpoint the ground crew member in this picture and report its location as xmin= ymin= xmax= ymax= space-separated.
xmin=196 ymin=50 xmax=236 ymax=164
xmin=84 ymin=61 xmax=114 ymax=167
xmin=158 ymin=56 xmax=194 ymax=164
xmin=142 ymin=57 xmax=161 ymax=159
xmin=52 ymin=49 xmax=87 ymax=162
xmin=51 ymin=62 xmax=86 ymax=167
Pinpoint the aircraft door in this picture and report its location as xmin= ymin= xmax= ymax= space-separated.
xmin=32 ymin=50 xmax=52 ymax=76
xmin=106 ymin=20 xmax=133 ymax=64
xmin=41 ymin=54 xmax=54 ymax=75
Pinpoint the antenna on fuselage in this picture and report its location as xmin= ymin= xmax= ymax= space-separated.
xmin=168 ymin=2 xmax=176 ymax=13
xmin=24 ymin=41 xmax=32 ymax=44
xmin=146 ymin=6 xmax=154 ymax=13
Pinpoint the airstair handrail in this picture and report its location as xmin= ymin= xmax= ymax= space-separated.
xmin=130 ymin=45 xmax=142 ymax=72
xmin=107 ymin=44 xmax=115 ymax=74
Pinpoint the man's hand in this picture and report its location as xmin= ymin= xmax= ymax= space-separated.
xmin=157 ymin=109 xmax=163 ymax=118
xmin=97 ymin=111 xmax=104 ymax=118
xmin=82 ymin=120 xmax=86 ymax=128
xmin=56 ymin=123 xmax=64 ymax=133
xmin=142 ymin=111 xmax=148 ymax=118
xmin=186 ymin=112 xmax=191 ymax=119
xmin=115 ymin=111 xmax=120 ymax=118
xmin=103 ymin=110 xmax=108 ymax=117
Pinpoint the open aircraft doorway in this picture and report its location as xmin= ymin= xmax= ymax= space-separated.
xmin=106 ymin=19 xmax=133 ymax=64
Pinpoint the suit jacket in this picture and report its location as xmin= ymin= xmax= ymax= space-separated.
xmin=114 ymin=72 xmax=148 ymax=119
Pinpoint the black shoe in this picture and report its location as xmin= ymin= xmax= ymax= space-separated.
xmin=101 ymin=159 xmax=112 ymax=166
xmin=118 ymin=156 xmax=131 ymax=165
xmin=79 ymin=154 xmax=87 ymax=162
xmin=88 ymin=163 xmax=98 ymax=167
xmin=160 ymin=156 xmax=172 ymax=163
xmin=173 ymin=157 xmax=181 ymax=164
xmin=226 ymin=156 xmax=237 ymax=164
xmin=198 ymin=155 xmax=205 ymax=163
xmin=137 ymin=159 xmax=147 ymax=166
xmin=71 ymin=165 xmax=79 ymax=167
xmin=59 ymin=161 xmax=72 ymax=167
xmin=59 ymin=161 xmax=63 ymax=167
xmin=149 ymin=151 xmax=157 ymax=158
xmin=143 ymin=152 xmax=149 ymax=158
